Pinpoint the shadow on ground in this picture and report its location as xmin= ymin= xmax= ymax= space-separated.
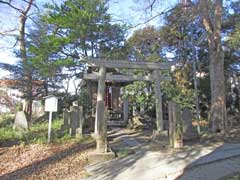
xmin=85 ymin=127 xmax=240 ymax=180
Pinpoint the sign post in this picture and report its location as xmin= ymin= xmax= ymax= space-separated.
xmin=44 ymin=95 xmax=58 ymax=143
xmin=48 ymin=111 xmax=53 ymax=143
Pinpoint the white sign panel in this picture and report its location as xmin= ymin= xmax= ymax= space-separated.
xmin=44 ymin=96 xmax=58 ymax=112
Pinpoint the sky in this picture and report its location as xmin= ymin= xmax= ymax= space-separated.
xmin=0 ymin=0 xmax=178 ymax=85
xmin=0 ymin=0 xmax=178 ymax=61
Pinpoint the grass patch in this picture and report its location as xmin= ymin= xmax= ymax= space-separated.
xmin=0 ymin=115 xmax=91 ymax=146
xmin=0 ymin=113 xmax=14 ymax=127
xmin=115 ymin=149 xmax=135 ymax=157
xmin=221 ymin=172 xmax=240 ymax=180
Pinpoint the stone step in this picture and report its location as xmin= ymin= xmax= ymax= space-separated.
xmin=107 ymin=121 xmax=127 ymax=127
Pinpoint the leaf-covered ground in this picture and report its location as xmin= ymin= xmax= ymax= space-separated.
xmin=0 ymin=141 xmax=95 ymax=180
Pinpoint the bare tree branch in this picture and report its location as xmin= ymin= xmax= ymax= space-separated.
xmin=0 ymin=28 xmax=18 ymax=36
xmin=0 ymin=38 xmax=18 ymax=49
xmin=128 ymin=7 xmax=174 ymax=29
xmin=145 ymin=0 xmax=157 ymax=11
xmin=0 ymin=0 xmax=23 ymax=13
xmin=22 ymin=0 xmax=33 ymax=17
xmin=27 ymin=14 xmax=39 ymax=25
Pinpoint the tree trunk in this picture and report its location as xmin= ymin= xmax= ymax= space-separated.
xmin=201 ymin=0 xmax=227 ymax=133
xmin=0 ymin=0 xmax=34 ymax=123
xmin=209 ymin=44 xmax=227 ymax=132
xmin=19 ymin=0 xmax=33 ymax=123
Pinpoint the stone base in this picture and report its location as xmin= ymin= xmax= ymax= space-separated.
xmin=173 ymin=138 xmax=183 ymax=148
xmin=76 ymin=128 xmax=83 ymax=137
xmin=88 ymin=151 xmax=115 ymax=164
xmin=183 ymin=131 xmax=199 ymax=141
xmin=151 ymin=130 xmax=168 ymax=141
xmin=107 ymin=120 xmax=127 ymax=127
xmin=91 ymin=133 xmax=97 ymax=139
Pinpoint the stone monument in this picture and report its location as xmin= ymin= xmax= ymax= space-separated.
xmin=13 ymin=111 xmax=28 ymax=131
xmin=182 ymin=108 xmax=199 ymax=141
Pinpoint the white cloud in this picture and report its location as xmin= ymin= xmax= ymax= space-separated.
xmin=0 ymin=70 xmax=11 ymax=79
xmin=166 ymin=52 xmax=175 ymax=59
xmin=0 ymin=51 xmax=19 ymax=65
xmin=0 ymin=51 xmax=18 ymax=79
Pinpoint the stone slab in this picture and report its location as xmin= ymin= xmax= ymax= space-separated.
xmin=87 ymin=151 xmax=116 ymax=164
xmin=178 ymin=157 xmax=240 ymax=180
xmin=84 ymin=143 xmax=240 ymax=180
xmin=13 ymin=111 xmax=28 ymax=131
xmin=123 ymin=138 xmax=141 ymax=147
xmin=182 ymin=108 xmax=199 ymax=141
xmin=107 ymin=121 xmax=127 ymax=127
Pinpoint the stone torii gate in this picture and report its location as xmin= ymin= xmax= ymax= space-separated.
xmin=83 ymin=58 xmax=174 ymax=153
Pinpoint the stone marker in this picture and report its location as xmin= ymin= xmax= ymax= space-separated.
xmin=123 ymin=98 xmax=129 ymax=125
xmin=132 ymin=104 xmax=137 ymax=116
xmin=168 ymin=101 xmax=183 ymax=148
xmin=61 ymin=106 xmax=84 ymax=137
xmin=59 ymin=110 xmax=69 ymax=136
xmin=69 ymin=110 xmax=78 ymax=136
xmin=182 ymin=108 xmax=199 ymax=141
xmin=76 ymin=106 xmax=84 ymax=137
xmin=13 ymin=111 xmax=28 ymax=131
xmin=62 ymin=110 xmax=70 ymax=129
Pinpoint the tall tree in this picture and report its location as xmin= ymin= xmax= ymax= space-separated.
xmin=44 ymin=0 xmax=126 ymax=59
xmin=0 ymin=0 xmax=35 ymax=123
xmin=200 ymin=0 xmax=227 ymax=133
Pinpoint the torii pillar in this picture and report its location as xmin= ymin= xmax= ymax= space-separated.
xmin=153 ymin=70 xmax=164 ymax=132
xmin=95 ymin=66 xmax=108 ymax=153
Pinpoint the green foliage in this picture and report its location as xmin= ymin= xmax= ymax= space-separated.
xmin=126 ymin=23 xmax=195 ymax=111
xmin=221 ymin=173 xmax=240 ymax=180
xmin=78 ymin=87 xmax=92 ymax=113
xmin=24 ymin=0 xmax=127 ymax=101
xmin=0 ymin=126 xmax=21 ymax=140
xmin=162 ymin=81 xmax=194 ymax=109
xmin=28 ymin=16 xmax=75 ymax=79
xmin=44 ymin=0 xmax=126 ymax=59
xmin=228 ymin=23 xmax=240 ymax=49
xmin=116 ymin=149 xmax=135 ymax=157
xmin=127 ymin=26 xmax=163 ymax=61
xmin=0 ymin=113 xmax=14 ymax=127
xmin=161 ymin=66 xmax=195 ymax=109
xmin=0 ymin=118 xmax=85 ymax=145
xmin=124 ymin=81 xmax=154 ymax=108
